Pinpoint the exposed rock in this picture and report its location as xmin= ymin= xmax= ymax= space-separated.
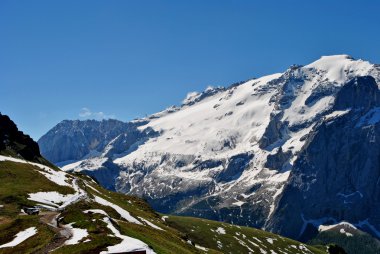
xmin=264 ymin=147 xmax=292 ymax=171
xmin=268 ymin=76 xmax=380 ymax=240
xmin=38 ymin=119 xmax=136 ymax=163
xmin=0 ymin=113 xmax=42 ymax=162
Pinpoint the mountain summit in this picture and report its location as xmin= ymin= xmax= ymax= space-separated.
xmin=39 ymin=55 xmax=380 ymax=242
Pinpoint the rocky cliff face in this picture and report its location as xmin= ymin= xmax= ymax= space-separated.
xmin=38 ymin=119 xmax=140 ymax=164
xmin=0 ymin=113 xmax=43 ymax=162
xmin=267 ymin=76 xmax=380 ymax=240
xmin=41 ymin=55 xmax=380 ymax=241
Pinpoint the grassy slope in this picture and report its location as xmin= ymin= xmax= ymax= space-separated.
xmin=73 ymin=175 xmax=202 ymax=254
xmin=165 ymin=215 xmax=327 ymax=254
xmin=0 ymin=161 xmax=74 ymax=216
xmin=0 ymin=216 xmax=55 ymax=254
xmin=0 ymin=160 xmax=328 ymax=254
xmin=0 ymin=161 xmax=72 ymax=254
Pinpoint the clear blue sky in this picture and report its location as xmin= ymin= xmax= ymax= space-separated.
xmin=1 ymin=0 xmax=380 ymax=140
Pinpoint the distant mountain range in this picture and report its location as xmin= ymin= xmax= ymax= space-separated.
xmin=39 ymin=55 xmax=380 ymax=246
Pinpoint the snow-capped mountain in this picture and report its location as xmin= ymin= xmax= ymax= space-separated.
xmin=39 ymin=55 xmax=380 ymax=241
xmin=2 ymin=116 xmax=328 ymax=254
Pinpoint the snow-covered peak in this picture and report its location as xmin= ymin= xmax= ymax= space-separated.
xmin=304 ymin=54 xmax=374 ymax=83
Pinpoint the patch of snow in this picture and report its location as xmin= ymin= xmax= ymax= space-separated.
xmin=64 ymin=223 xmax=89 ymax=245
xmin=28 ymin=192 xmax=75 ymax=208
xmin=138 ymin=216 xmax=164 ymax=231
xmin=324 ymin=109 xmax=351 ymax=121
xmin=0 ymin=155 xmax=71 ymax=186
xmin=298 ymin=244 xmax=311 ymax=253
xmin=85 ymin=184 xmax=102 ymax=194
xmin=61 ymin=160 xmax=82 ymax=171
xmin=215 ymin=227 xmax=226 ymax=235
xmin=233 ymin=236 xmax=254 ymax=252
xmin=266 ymin=237 xmax=274 ymax=244
xmin=93 ymin=195 xmax=142 ymax=225
xmin=28 ymin=179 xmax=86 ymax=209
xmin=84 ymin=209 xmax=109 ymax=216
xmin=161 ymin=215 xmax=169 ymax=221
xmin=0 ymin=155 xmax=32 ymax=164
xmin=339 ymin=228 xmax=353 ymax=237
xmin=318 ymin=221 xmax=357 ymax=232
xmin=38 ymin=166 xmax=71 ymax=187
xmin=0 ymin=227 xmax=37 ymax=248
xmin=37 ymin=203 xmax=56 ymax=210
xmin=232 ymin=201 xmax=245 ymax=207
xmin=247 ymin=239 xmax=259 ymax=247
xmin=62 ymin=179 xmax=87 ymax=207
xmin=240 ymin=193 xmax=255 ymax=199
xmin=252 ymin=237 xmax=262 ymax=243
xmin=195 ymin=244 xmax=208 ymax=251
xmin=259 ymin=248 xmax=267 ymax=254
xmin=100 ymin=217 xmax=156 ymax=254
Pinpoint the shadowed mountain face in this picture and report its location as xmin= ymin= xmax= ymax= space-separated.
xmin=268 ymin=76 xmax=380 ymax=240
xmin=0 ymin=113 xmax=42 ymax=162
xmin=39 ymin=55 xmax=380 ymax=241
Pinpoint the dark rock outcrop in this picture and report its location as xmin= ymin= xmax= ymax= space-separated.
xmin=265 ymin=147 xmax=292 ymax=171
xmin=0 ymin=113 xmax=42 ymax=162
